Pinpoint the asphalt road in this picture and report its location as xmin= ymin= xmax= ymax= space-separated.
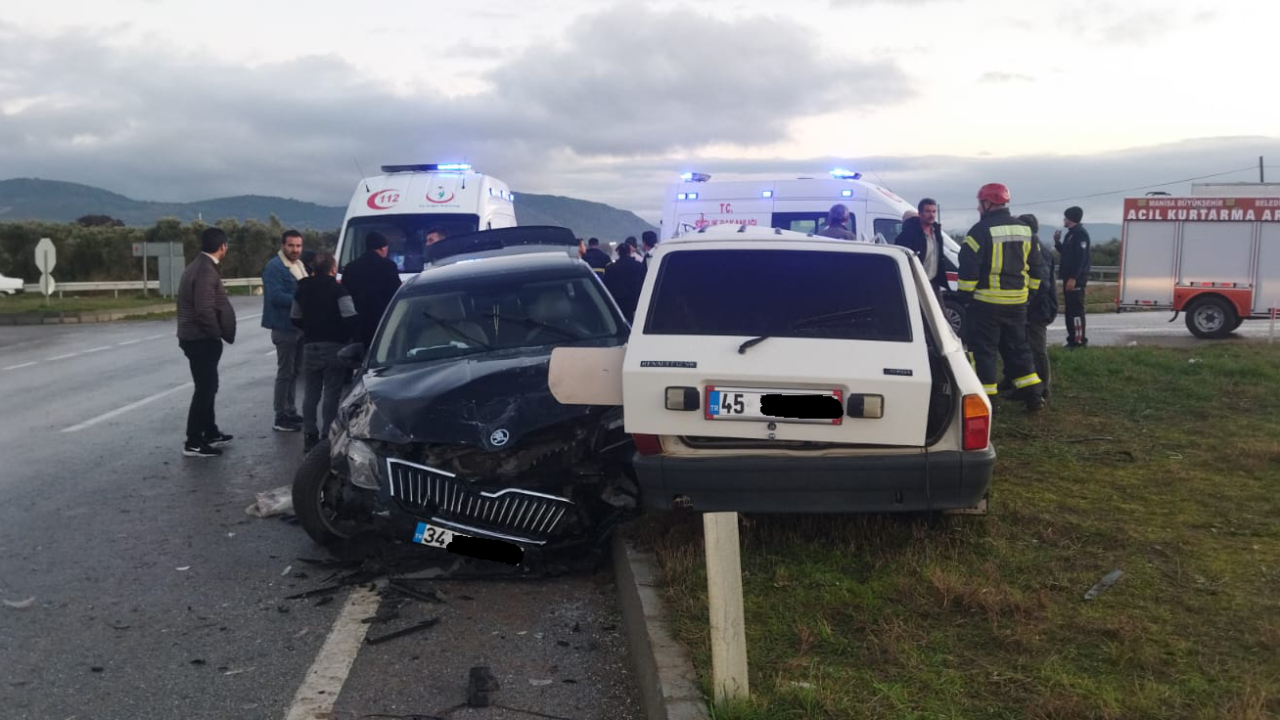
xmin=0 ymin=296 xmax=642 ymax=720
xmin=1047 ymin=309 xmax=1277 ymax=347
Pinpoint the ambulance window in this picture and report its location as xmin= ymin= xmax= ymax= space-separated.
xmin=874 ymin=219 xmax=903 ymax=245
xmin=771 ymin=212 xmax=855 ymax=236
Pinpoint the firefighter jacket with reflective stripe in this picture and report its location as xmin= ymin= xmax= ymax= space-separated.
xmin=957 ymin=209 xmax=1044 ymax=305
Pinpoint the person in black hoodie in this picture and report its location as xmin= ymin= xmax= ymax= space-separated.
xmin=1054 ymin=206 xmax=1091 ymax=348
xmin=1000 ymin=214 xmax=1057 ymax=400
xmin=292 ymin=254 xmax=360 ymax=453
xmin=602 ymin=242 xmax=646 ymax=323
xmin=582 ymin=237 xmax=610 ymax=274
xmin=341 ymin=232 xmax=401 ymax=349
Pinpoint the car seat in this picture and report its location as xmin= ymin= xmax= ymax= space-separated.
xmin=524 ymin=286 xmax=587 ymax=345
xmin=413 ymin=294 xmax=489 ymax=349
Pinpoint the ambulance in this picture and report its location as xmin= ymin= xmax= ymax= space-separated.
xmin=659 ymin=170 xmax=966 ymax=332
xmin=335 ymin=163 xmax=517 ymax=280
xmin=1118 ymin=185 xmax=1280 ymax=338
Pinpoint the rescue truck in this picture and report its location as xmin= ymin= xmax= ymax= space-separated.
xmin=659 ymin=170 xmax=967 ymax=333
xmin=335 ymin=163 xmax=517 ymax=281
xmin=1118 ymin=185 xmax=1280 ymax=338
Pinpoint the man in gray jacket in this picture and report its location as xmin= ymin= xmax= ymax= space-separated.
xmin=176 ymin=227 xmax=237 ymax=457
xmin=262 ymin=229 xmax=306 ymax=432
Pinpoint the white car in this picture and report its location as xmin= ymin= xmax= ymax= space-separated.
xmin=0 ymin=273 xmax=24 ymax=295
xmin=550 ymin=224 xmax=994 ymax=513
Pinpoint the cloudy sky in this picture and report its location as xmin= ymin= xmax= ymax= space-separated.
xmin=1 ymin=0 xmax=1276 ymax=228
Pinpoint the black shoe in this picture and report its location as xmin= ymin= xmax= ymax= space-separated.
xmin=303 ymin=434 xmax=319 ymax=454
xmin=273 ymin=419 xmax=302 ymax=432
xmin=284 ymin=411 xmax=304 ymax=423
xmin=183 ymin=443 xmax=223 ymax=458
xmin=205 ymin=432 xmax=233 ymax=447
xmin=1025 ymin=396 xmax=1045 ymax=412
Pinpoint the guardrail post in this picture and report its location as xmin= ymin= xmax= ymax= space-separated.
xmin=704 ymin=511 xmax=749 ymax=704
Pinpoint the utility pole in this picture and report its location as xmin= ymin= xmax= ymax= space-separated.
xmin=1261 ymin=156 xmax=1266 ymax=183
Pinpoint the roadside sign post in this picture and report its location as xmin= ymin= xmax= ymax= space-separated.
xmin=704 ymin=512 xmax=749 ymax=703
xmin=34 ymin=237 xmax=56 ymax=307
xmin=1270 ymin=306 xmax=1276 ymax=344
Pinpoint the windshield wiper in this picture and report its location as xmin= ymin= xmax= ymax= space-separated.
xmin=480 ymin=312 xmax=582 ymax=340
xmin=421 ymin=310 xmax=493 ymax=350
xmin=738 ymin=307 xmax=876 ymax=354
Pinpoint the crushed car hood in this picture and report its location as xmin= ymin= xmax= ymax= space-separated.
xmin=344 ymin=348 xmax=604 ymax=449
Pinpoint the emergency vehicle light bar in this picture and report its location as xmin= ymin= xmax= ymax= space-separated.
xmin=380 ymin=163 xmax=473 ymax=173
xmin=830 ymin=168 xmax=862 ymax=180
xmin=680 ymin=172 xmax=712 ymax=182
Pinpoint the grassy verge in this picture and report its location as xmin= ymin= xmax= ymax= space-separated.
xmin=640 ymin=343 xmax=1280 ymax=719
xmin=1055 ymin=283 xmax=1117 ymax=314
xmin=0 ymin=292 xmax=174 ymax=314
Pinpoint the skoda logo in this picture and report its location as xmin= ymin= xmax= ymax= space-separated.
xmin=490 ymin=429 xmax=510 ymax=447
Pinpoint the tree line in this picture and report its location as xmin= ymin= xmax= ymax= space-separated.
xmin=0 ymin=216 xmax=338 ymax=283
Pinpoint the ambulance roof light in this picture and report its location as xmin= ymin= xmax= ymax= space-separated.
xmin=830 ymin=168 xmax=862 ymax=180
xmin=680 ymin=172 xmax=712 ymax=183
xmin=381 ymin=163 xmax=473 ymax=173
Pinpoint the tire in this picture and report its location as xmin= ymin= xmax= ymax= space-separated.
xmin=292 ymin=438 xmax=352 ymax=546
xmin=943 ymin=297 xmax=966 ymax=339
xmin=1232 ymin=317 xmax=1245 ymax=330
xmin=1184 ymin=296 xmax=1236 ymax=339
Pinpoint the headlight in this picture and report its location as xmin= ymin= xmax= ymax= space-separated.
xmin=347 ymin=440 xmax=382 ymax=490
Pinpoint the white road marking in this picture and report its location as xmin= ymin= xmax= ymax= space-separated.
xmin=60 ymin=383 xmax=193 ymax=433
xmin=285 ymin=588 xmax=381 ymax=720
xmin=144 ymin=334 xmax=168 ymax=341
xmin=116 ymin=339 xmax=143 ymax=346
xmin=241 ymin=312 xmax=263 ymax=321
xmin=265 ymin=350 xmax=277 ymax=356
xmin=3 ymin=362 xmax=37 ymax=371
xmin=48 ymin=352 xmax=81 ymax=361
xmin=83 ymin=346 xmax=112 ymax=354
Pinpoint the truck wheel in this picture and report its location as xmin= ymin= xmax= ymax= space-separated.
xmin=1232 ymin=317 xmax=1245 ymax=330
xmin=292 ymin=438 xmax=352 ymax=546
xmin=943 ymin=297 xmax=966 ymax=339
xmin=1185 ymin=296 xmax=1236 ymax=339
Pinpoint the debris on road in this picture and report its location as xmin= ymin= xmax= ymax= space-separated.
xmin=1084 ymin=569 xmax=1125 ymax=601
xmin=529 ymin=678 xmax=553 ymax=687
xmin=280 ymin=565 xmax=293 ymax=577
xmin=175 ymin=566 xmax=190 ymax=572
xmin=365 ymin=617 xmax=440 ymax=646
xmin=467 ymin=665 xmax=501 ymax=707
xmin=245 ymin=485 xmax=293 ymax=518
xmin=3 ymin=597 xmax=35 ymax=609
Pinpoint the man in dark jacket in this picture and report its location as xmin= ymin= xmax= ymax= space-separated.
xmin=292 ymin=254 xmax=360 ymax=453
xmin=603 ymin=243 xmax=646 ymax=323
xmin=176 ymin=227 xmax=237 ymax=457
xmin=894 ymin=198 xmax=944 ymax=291
xmin=816 ymin=204 xmax=857 ymax=239
xmin=641 ymin=230 xmax=658 ymax=267
xmin=1054 ymin=206 xmax=1091 ymax=348
xmin=341 ymin=232 xmax=401 ymax=349
xmin=957 ymin=183 xmax=1045 ymax=412
xmin=582 ymin=237 xmax=610 ymax=274
xmin=1001 ymin=214 xmax=1057 ymax=400
xmin=261 ymin=229 xmax=306 ymax=432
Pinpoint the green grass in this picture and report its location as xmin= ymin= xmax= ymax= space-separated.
xmin=639 ymin=343 xmax=1280 ymax=719
xmin=1055 ymin=283 xmax=1117 ymax=314
xmin=0 ymin=292 xmax=174 ymax=314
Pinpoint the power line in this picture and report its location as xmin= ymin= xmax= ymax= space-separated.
xmin=1014 ymin=165 xmax=1260 ymax=208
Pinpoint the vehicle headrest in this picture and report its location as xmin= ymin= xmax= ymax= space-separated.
xmin=419 ymin=293 xmax=468 ymax=323
xmin=527 ymin=287 xmax=572 ymax=324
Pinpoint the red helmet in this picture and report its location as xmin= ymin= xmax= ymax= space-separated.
xmin=977 ymin=183 xmax=1011 ymax=205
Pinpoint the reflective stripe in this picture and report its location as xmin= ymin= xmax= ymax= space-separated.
xmin=989 ymin=239 xmax=1003 ymax=291
xmin=1028 ymin=277 xmax=1042 ymax=290
xmin=957 ymin=279 xmax=978 ymax=291
xmin=1013 ymin=373 xmax=1042 ymax=389
xmin=983 ymin=384 xmax=999 ymax=396
xmin=990 ymin=225 xmax=1033 ymax=239
xmin=963 ymin=235 xmax=980 ymax=252
xmin=974 ymin=288 xmax=1028 ymax=304
xmin=967 ymin=352 xmax=977 ymax=372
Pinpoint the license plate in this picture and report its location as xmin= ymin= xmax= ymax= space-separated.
xmin=705 ymin=386 xmax=843 ymax=425
xmin=412 ymin=521 xmax=464 ymax=549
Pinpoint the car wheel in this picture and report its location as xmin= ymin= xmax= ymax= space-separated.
xmin=1185 ymin=296 xmax=1236 ymax=339
xmin=943 ymin=297 xmax=966 ymax=338
xmin=292 ymin=438 xmax=352 ymax=546
xmin=1232 ymin=316 xmax=1245 ymax=330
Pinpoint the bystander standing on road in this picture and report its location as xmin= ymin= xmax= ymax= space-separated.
xmin=603 ymin=243 xmax=646 ymax=323
xmin=292 ymin=254 xmax=359 ymax=453
xmin=1055 ymin=206 xmax=1092 ymax=348
xmin=176 ymin=227 xmax=237 ymax=457
xmin=816 ymin=204 xmax=857 ymax=239
xmin=641 ymin=231 xmax=658 ymax=268
xmin=300 ymin=249 xmax=318 ymax=277
xmin=1001 ymin=214 xmax=1057 ymax=401
xmin=583 ymin=237 xmax=610 ymax=274
xmin=895 ymin=198 xmax=945 ymax=293
xmin=261 ymin=229 xmax=306 ymax=432
xmin=342 ymin=231 xmax=401 ymax=349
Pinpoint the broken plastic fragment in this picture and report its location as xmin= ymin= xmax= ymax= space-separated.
xmin=529 ymin=679 xmax=553 ymax=687
xmin=245 ymin=485 xmax=294 ymax=518
xmin=1084 ymin=569 xmax=1124 ymax=601
xmin=3 ymin=597 xmax=35 ymax=609
xmin=176 ymin=566 xmax=191 ymax=572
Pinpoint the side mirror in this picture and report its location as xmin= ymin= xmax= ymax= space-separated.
xmin=337 ymin=343 xmax=366 ymax=369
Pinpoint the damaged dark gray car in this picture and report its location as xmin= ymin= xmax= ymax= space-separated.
xmin=292 ymin=227 xmax=637 ymax=556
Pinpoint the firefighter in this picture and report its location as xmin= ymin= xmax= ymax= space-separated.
xmin=957 ymin=183 xmax=1046 ymax=412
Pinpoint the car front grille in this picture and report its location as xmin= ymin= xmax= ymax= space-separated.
xmin=385 ymin=458 xmax=574 ymax=544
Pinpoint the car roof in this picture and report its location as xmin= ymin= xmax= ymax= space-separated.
xmin=661 ymin=225 xmax=911 ymax=256
xmin=400 ymin=251 xmax=593 ymax=292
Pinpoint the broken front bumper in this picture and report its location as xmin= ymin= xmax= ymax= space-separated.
xmin=370 ymin=457 xmax=577 ymax=546
xmin=632 ymin=448 xmax=996 ymax=513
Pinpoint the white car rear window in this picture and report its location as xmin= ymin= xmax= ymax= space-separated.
xmin=643 ymin=249 xmax=912 ymax=343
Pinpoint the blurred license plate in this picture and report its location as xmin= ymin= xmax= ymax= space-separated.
xmin=412 ymin=522 xmax=464 ymax=549
xmin=705 ymin=386 xmax=843 ymax=424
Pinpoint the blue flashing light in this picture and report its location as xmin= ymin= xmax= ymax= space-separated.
xmin=761 ymin=190 xmax=773 ymax=198
xmin=830 ymin=168 xmax=862 ymax=180
xmin=841 ymin=189 xmax=854 ymax=198
xmin=687 ymin=192 xmax=699 ymax=200
xmin=436 ymin=163 xmax=472 ymax=171
xmin=680 ymin=172 xmax=694 ymax=182
xmin=509 ymin=192 xmax=515 ymax=202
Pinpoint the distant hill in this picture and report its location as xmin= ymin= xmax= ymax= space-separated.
xmin=0 ymin=178 xmax=656 ymax=239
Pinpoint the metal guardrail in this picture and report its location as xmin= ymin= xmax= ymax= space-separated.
xmin=21 ymin=277 xmax=262 ymax=298
xmin=1090 ymin=265 xmax=1119 ymax=282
